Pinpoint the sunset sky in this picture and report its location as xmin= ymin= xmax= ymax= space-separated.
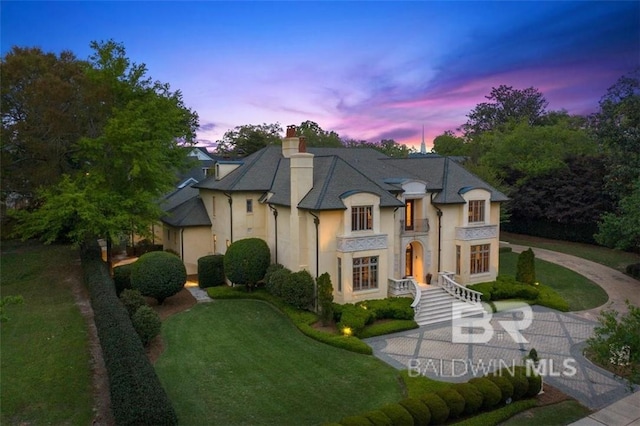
xmin=2 ymin=1 xmax=638 ymax=150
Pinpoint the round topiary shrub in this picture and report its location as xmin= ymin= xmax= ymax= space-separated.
xmin=469 ymin=377 xmax=502 ymax=410
xmin=379 ymin=403 xmax=413 ymax=426
xmin=264 ymin=263 xmax=285 ymax=287
xmin=419 ymin=393 xmax=449 ymax=425
xmin=436 ymin=387 xmax=465 ymax=418
xmin=197 ymin=254 xmax=225 ymax=288
xmin=120 ymin=288 xmax=147 ymax=317
xmin=131 ymin=305 xmax=161 ymax=346
xmin=399 ymin=397 xmax=431 ymax=426
xmin=452 ymin=383 xmax=483 ymax=415
xmin=499 ymin=368 xmax=529 ymax=400
xmin=339 ymin=415 xmax=373 ymax=426
xmin=130 ymin=251 xmax=187 ymax=304
xmin=363 ymin=410 xmax=392 ymax=426
xmin=281 ymin=270 xmax=315 ymax=309
xmin=266 ymin=266 xmax=291 ymax=298
xmin=113 ymin=263 xmax=134 ymax=294
xmin=486 ymin=374 xmax=514 ymax=403
xmin=514 ymin=366 xmax=543 ymax=397
xmin=223 ymin=238 xmax=270 ymax=290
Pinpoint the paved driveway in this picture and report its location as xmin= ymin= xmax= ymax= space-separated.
xmin=365 ymin=305 xmax=633 ymax=410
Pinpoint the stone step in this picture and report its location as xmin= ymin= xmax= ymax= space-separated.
xmin=414 ymin=286 xmax=486 ymax=326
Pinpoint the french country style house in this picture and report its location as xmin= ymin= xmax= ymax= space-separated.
xmin=162 ymin=126 xmax=508 ymax=322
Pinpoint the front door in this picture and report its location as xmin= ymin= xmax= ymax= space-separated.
xmin=405 ymin=243 xmax=413 ymax=277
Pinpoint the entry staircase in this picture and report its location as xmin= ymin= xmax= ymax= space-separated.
xmin=389 ymin=272 xmax=487 ymax=326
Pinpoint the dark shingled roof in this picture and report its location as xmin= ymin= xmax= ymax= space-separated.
xmin=192 ymin=145 xmax=507 ymax=210
xmin=162 ymin=195 xmax=211 ymax=227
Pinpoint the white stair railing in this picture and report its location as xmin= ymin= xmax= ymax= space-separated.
xmin=388 ymin=277 xmax=421 ymax=315
xmin=437 ymin=272 xmax=482 ymax=304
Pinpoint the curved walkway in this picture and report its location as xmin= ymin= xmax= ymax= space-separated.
xmin=365 ymin=245 xmax=640 ymax=413
xmin=507 ymin=244 xmax=640 ymax=320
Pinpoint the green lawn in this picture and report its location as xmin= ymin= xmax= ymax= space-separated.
xmin=499 ymin=400 xmax=591 ymax=425
xmin=0 ymin=241 xmax=94 ymax=425
xmin=499 ymin=251 xmax=609 ymax=311
xmin=155 ymin=300 xmax=404 ymax=425
xmin=502 ymin=232 xmax=640 ymax=274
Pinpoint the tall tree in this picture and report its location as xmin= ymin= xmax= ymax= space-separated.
xmin=296 ymin=120 xmax=343 ymax=147
xmin=431 ymin=131 xmax=468 ymax=156
xmin=461 ymin=85 xmax=549 ymax=138
xmin=214 ymin=122 xmax=282 ymax=157
xmin=10 ymin=40 xmax=199 ymax=262
xmin=344 ymin=138 xmax=413 ymax=157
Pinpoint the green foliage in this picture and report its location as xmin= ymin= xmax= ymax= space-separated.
xmin=359 ymin=320 xmax=419 ymax=339
xmin=296 ymin=120 xmax=343 ymax=147
xmin=265 ymin=266 xmax=291 ymax=298
xmin=363 ymin=410 xmax=393 ymax=426
xmin=9 ymin=40 xmax=198 ymax=254
xmin=264 ymin=263 xmax=285 ymax=286
xmin=317 ymin=272 xmax=334 ymax=325
xmin=468 ymin=377 xmax=502 ymax=410
xmin=435 ymin=388 xmax=465 ymax=418
xmin=516 ymin=248 xmax=536 ymax=285
xmin=596 ymin=179 xmax=640 ymax=252
xmin=214 ymin=122 xmax=283 ymax=157
xmin=626 ymin=263 xmax=640 ymax=279
xmin=399 ymin=398 xmax=431 ymax=426
xmin=586 ymin=301 xmax=640 ymax=389
xmin=357 ymin=297 xmax=415 ymax=320
xmin=340 ymin=415 xmax=373 ymax=426
xmin=80 ymin=242 xmax=177 ymax=425
xmin=469 ymin=275 xmax=539 ymax=302
xmin=378 ymin=403 xmax=414 ymax=426
xmin=432 ymin=131 xmax=468 ymax=156
xmin=337 ymin=303 xmax=376 ymax=336
xmin=197 ymin=254 xmax=225 ymax=288
xmin=284 ymin=270 xmax=315 ymax=309
xmin=0 ymin=295 xmax=24 ymax=322
xmin=131 ymin=251 xmax=186 ymax=304
xmin=131 ymin=305 xmax=162 ymax=346
xmin=113 ymin=263 xmax=134 ymax=294
xmin=485 ymin=374 xmax=514 ymax=404
xmin=223 ymin=238 xmax=270 ymax=289
xmin=452 ymin=382 xmax=483 ymax=415
xmin=119 ymin=288 xmax=147 ymax=317
xmin=496 ymin=367 xmax=529 ymax=400
xmin=419 ymin=393 xmax=449 ymax=425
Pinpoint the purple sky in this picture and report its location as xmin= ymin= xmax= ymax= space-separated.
xmin=2 ymin=1 xmax=638 ymax=150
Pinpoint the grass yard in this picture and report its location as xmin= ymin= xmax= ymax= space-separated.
xmin=155 ymin=300 xmax=404 ymax=425
xmin=499 ymin=400 xmax=591 ymax=425
xmin=0 ymin=241 xmax=94 ymax=425
xmin=499 ymin=251 xmax=609 ymax=311
xmin=501 ymin=232 xmax=640 ymax=274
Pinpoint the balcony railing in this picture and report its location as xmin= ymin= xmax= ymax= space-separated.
xmin=400 ymin=219 xmax=429 ymax=234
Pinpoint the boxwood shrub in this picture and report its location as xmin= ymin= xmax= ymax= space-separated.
xmin=80 ymin=241 xmax=177 ymax=425
xmin=485 ymin=373 xmax=514 ymax=403
xmin=419 ymin=393 xmax=449 ymax=425
xmin=339 ymin=415 xmax=373 ymax=426
xmin=120 ymin=288 xmax=147 ymax=317
xmin=469 ymin=377 xmax=502 ymax=410
xmin=436 ymin=387 xmax=465 ymax=418
xmin=113 ymin=262 xmax=134 ymax=294
xmin=337 ymin=303 xmax=376 ymax=336
xmin=282 ymin=270 xmax=315 ymax=309
xmin=197 ymin=254 xmax=225 ymax=288
xmin=131 ymin=251 xmax=186 ymax=304
xmin=131 ymin=305 xmax=162 ymax=346
xmin=496 ymin=367 xmax=529 ymax=400
xmin=379 ymin=403 xmax=413 ymax=426
xmin=357 ymin=297 xmax=414 ymax=320
xmin=399 ymin=397 xmax=431 ymax=426
xmin=363 ymin=410 xmax=393 ymax=426
xmin=452 ymin=383 xmax=483 ymax=415
xmin=514 ymin=366 xmax=543 ymax=397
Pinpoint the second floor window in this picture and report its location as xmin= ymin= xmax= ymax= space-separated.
xmin=468 ymin=200 xmax=485 ymax=223
xmin=246 ymin=199 xmax=253 ymax=213
xmin=351 ymin=205 xmax=372 ymax=231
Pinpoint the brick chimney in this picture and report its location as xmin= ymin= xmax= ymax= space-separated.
xmin=282 ymin=125 xmax=299 ymax=158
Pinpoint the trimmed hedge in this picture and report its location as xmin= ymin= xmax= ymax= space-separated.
xmin=468 ymin=377 xmax=502 ymax=410
xmin=494 ymin=367 xmax=529 ymax=400
xmin=120 ymin=288 xmax=147 ymax=317
xmin=516 ymin=248 xmax=536 ymax=285
xmin=514 ymin=366 xmax=543 ymax=397
xmin=435 ymin=387 xmax=465 ymax=418
xmin=131 ymin=251 xmax=186 ymax=304
xmin=223 ymin=238 xmax=270 ymax=288
xmin=469 ymin=275 xmax=539 ymax=302
xmin=379 ymin=403 xmax=413 ymax=426
xmin=113 ymin=263 xmax=134 ymax=294
xmin=197 ymin=254 xmax=225 ymax=288
xmin=80 ymin=241 xmax=177 ymax=425
xmin=337 ymin=303 xmax=375 ymax=336
xmin=363 ymin=410 xmax=393 ymax=426
xmin=340 ymin=415 xmax=373 ymax=426
xmin=132 ymin=305 xmax=162 ymax=346
xmin=452 ymin=383 xmax=483 ymax=415
xmin=399 ymin=397 xmax=431 ymax=426
xmin=419 ymin=393 xmax=449 ymax=425
xmin=485 ymin=374 xmax=514 ymax=403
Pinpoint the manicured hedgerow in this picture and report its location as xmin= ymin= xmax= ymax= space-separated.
xmin=452 ymin=383 xmax=483 ymax=415
xmin=419 ymin=393 xmax=449 ymax=425
xmin=197 ymin=254 xmax=225 ymax=288
xmin=399 ymin=397 xmax=431 ymax=426
xmin=436 ymin=387 xmax=465 ymax=418
xmin=80 ymin=241 xmax=177 ymax=426
xmin=379 ymin=403 xmax=413 ymax=426
xmin=469 ymin=377 xmax=502 ymax=410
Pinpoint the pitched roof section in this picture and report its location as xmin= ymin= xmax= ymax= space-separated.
xmin=193 ymin=145 xmax=507 ymax=208
xmin=162 ymin=196 xmax=211 ymax=227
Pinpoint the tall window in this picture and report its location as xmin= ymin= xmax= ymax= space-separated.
xmin=456 ymin=245 xmax=461 ymax=275
xmin=470 ymin=244 xmax=490 ymax=274
xmin=351 ymin=206 xmax=373 ymax=231
xmin=246 ymin=199 xmax=253 ymax=213
xmin=405 ymin=199 xmax=414 ymax=230
xmin=212 ymin=196 xmax=216 ymax=217
xmin=353 ymin=256 xmax=378 ymax=291
xmin=468 ymin=200 xmax=485 ymax=223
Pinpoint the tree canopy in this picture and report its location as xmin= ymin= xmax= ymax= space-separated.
xmin=214 ymin=122 xmax=282 ymax=157
xmin=7 ymin=40 xmax=199 ymax=254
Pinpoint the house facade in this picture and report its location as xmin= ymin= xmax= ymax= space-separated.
xmin=162 ymin=127 xmax=508 ymax=303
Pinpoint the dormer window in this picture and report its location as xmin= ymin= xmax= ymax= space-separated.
xmin=468 ymin=200 xmax=485 ymax=224
xmin=351 ymin=205 xmax=372 ymax=231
